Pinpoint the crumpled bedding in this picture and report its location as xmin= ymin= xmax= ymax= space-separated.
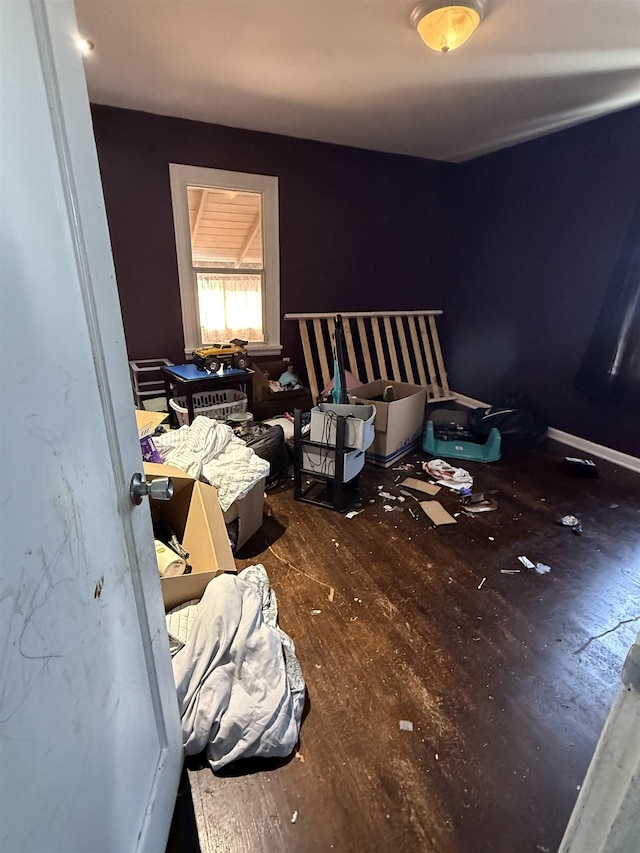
xmin=153 ymin=416 xmax=269 ymax=511
xmin=170 ymin=565 xmax=306 ymax=770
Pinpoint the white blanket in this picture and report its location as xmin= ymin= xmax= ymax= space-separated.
xmin=170 ymin=565 xmax=306 ymax=770
xmin=154 ymin=417 xmax=269 ymax=511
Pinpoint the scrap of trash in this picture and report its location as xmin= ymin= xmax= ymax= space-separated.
xmin=420 ymin=500 xmax=457 ymax=526
xmin=558 ymin=514 xmax=583 ymax=535
xmin=564 ymin=456 xmax=599 ymax=477
xmin=518 ymin=555 xmax=552 ymax=574
xmin=461 ymin=490 xmax=498 ymax=513
xmin=422 ymin=459 xmax=473 ymax=493
xmin=399 ymin=488 xmax=420 ymax=501
xmin=399 ymin=720 xmax=414 ymax=732
xmin=378 ymin=490 xmax=405 ymax=502
xmin=401 ymin=477 xmax=440 ymax=496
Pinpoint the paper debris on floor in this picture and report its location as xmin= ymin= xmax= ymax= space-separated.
xmin=465 ymin=502 xmax=498 ymax=513
xmin=462 ymin=490 xmax=498 ymax=512
xmin=401 ymin=477 xmax=441 ymax=496
xmin=400 ymin=489 xmax=419 ymax=501
xmin=437 ymin=481 xmax=473 ymax=494
xmin=423 ymin=459 xmax=473 ymax=489
xmin=399 ymin=720 xmax=414 ymax=731
xmin=558 ymin=514 xmax=583 ymax=534
xmin=419 ymin=500 xmax=457 ymax=526
xmin=518 ymin=555 xmax=552 ymax=574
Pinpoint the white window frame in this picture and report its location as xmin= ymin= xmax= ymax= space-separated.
xmin=169 ymin=163 xmax=281 ymax=357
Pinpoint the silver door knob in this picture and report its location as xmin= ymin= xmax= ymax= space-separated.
xmin=129 ymin=473 xmax=174 ymax=505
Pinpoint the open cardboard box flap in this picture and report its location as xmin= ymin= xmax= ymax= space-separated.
xmin=143 ymin=461 xmax=236 ymax=611
xmin=135 ymin=409 xmax=168 ymax=438
xmin=252 ymin=359 xmax=291 ymax=401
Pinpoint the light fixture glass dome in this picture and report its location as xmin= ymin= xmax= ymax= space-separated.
xmin=412 ymin=2 xmax=487 ymax=53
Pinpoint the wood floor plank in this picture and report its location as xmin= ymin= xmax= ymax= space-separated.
xmin=168 ymin=439 xmax=640 ymax=853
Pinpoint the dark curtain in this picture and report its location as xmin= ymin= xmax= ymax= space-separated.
xmin=575 ymin=198 xmax=640 ymax=408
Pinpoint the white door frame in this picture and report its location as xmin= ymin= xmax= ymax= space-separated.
xmin=559 ymin=632 xmax=640 ymax=852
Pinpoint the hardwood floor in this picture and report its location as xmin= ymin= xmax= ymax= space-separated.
xmin=167 ymin=438 xmax=640 ymax=853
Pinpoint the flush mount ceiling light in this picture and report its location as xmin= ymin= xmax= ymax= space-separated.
xmin=411 ymin=1 xmax=487 ymax=53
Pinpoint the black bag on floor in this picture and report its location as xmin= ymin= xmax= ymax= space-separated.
xmin=237 ymin=423 xmax=291 ymax=490
xmin=468 ymin=392 xmax=547 ymax=449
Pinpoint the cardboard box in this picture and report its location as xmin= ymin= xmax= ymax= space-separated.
xmin=301 ymin=445 xmax=365 ymax=482
xmin=350 ymin=380 xmax=427 ymax=468
xmin=222 ymin=477 xmax=266 ymax=551
xmin=143 ymin=462 xmax=236 ymax=611
xmin=252 ymin=359 xmax=313 ymax=419
xmin=310 ymin=403 xmax=376 ymax=451
xmin=135 ymin=409 xmax=168 ymax=437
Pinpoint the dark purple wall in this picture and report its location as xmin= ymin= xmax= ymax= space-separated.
xmin=92 ymin=104 xmax=640 ymax=456
xmin=446 ymin=107 xmax=640 ymax=457
xmin=90 ymin=106 xmax=448 ymax=369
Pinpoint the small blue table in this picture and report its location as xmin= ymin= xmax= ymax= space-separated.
xmin=163 ymin=364 xmax=255 ymax=424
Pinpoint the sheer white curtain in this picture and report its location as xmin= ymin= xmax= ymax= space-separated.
xmin=197 ymin=274 xmax=263 ymax=342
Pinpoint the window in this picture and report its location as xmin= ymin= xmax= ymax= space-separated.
xmin=169 ymin=164 xmax=281 ymax=356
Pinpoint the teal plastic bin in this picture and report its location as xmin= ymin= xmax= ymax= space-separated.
xmin=423 ymin=420 xmax=501 ymax=463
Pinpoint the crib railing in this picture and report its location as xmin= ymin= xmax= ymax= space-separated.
xmin=284 ymin=310 xmax=453 ymax=405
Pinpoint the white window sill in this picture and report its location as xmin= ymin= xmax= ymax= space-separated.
xmin=183 ymin=343 xmax=282 ymax=360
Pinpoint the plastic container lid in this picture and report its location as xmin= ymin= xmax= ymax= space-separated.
xmin=227 ymin=411 xmax=254 ymax=425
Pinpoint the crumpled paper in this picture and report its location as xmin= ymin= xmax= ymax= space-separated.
xmin=423 ymin=459 xmax=473 ymax=492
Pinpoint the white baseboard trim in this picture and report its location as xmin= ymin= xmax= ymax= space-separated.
xmin=451 ymin=392 xmax=492 ymax=409
xmin=450 ymin=391 xmax=640 ymax=474
xmin=546 ymin=428 xmax=640 ymax=474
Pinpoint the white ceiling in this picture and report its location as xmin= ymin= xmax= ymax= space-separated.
xmin=75 ymin=0 xmax=640 ymax=163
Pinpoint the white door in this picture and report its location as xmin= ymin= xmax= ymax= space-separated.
xmin=0 ymin=2 xmax=183 ymax=851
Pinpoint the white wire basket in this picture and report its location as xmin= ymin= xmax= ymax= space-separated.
xmin=169 ymin=389 xmax=247 ymax=425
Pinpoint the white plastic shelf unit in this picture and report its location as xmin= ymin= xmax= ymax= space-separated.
xmin=129 ymin=358 xmax=173 ymax=408
xmin=293 ymin=408 xmax=362 ymax=513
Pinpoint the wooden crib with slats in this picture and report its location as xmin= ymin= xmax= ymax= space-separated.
xmin=284 ymin=310 xmax=454 ymax=405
